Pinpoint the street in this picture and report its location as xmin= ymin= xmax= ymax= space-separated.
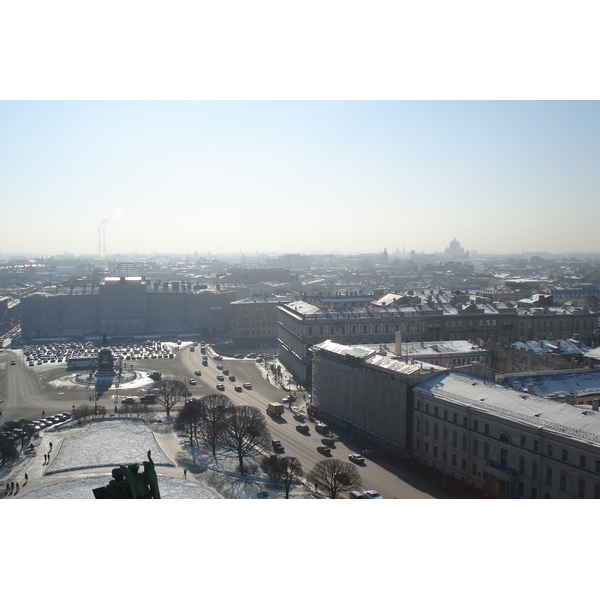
xmin=0 ymin=342 xmax=451 ymax=498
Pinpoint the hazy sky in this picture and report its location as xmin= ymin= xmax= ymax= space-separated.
xmin=2 ymin=100 xmax=600 ymax=258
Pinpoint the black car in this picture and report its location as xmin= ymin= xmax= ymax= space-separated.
xmin=317 ymin=445 xmax=331 ymax=455
xmin=296 ymin=424 xmax=309 ymax=434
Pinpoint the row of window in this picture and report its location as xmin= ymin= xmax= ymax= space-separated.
xmin=416 ymin=400 xmax=599 ymax=473
xmin=416 ymin=440 xmax=592 ymax=498
xmin=306 ymin=323 xmax=422 ymax=336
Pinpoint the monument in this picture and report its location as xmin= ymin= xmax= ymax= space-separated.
xmin=96 ymin=333 xmax=116 ymax=377
xmin=93 ymin=450 xmax=160 ymax=499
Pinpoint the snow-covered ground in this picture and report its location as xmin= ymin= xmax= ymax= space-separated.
xmin=2 ymin=416 xmax=313 ymax=500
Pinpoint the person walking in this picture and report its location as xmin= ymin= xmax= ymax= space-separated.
xmin=24 ymin=473 xmax=28 ymax=483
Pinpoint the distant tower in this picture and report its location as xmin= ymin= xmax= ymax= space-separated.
xmin=382 ymin=247 xmax=389 ymax=264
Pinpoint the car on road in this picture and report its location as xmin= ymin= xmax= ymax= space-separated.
xmin=243 ymin=382 xmax=252 ymax=389
xmin=349 ymin=491 xmax=365 ymax=499
xmin=315 ymin=422 xmax=329 ymax=434
xmin=363 ymin=490 xmax=382 ymax=499
xmin=234 ymin=385 xmax=242 ymax=392
xmin=295 ymin=424 xmax=309 ymax=434
xmin=194 ymin=370 xmax=201 ymax=376
xmin=293 ymin=413 xmax=305 ymax=422
xmin=189 ymin=379 xmax=196 ymax=385
xmin=10 ymin=360 xmax=16 ymax=365
xmin=348 ymin=454 xmax=365 ymax=465
xmin=202 ymin=360 xmax=208 ymax=366
xmin=272 ymin=439 xmax=284 ymax=452
xmin=122 ymin=396 xmax=136 ymax=404
xmin=222 ymin=369 xmax=229 ymax=376
xmin=217 ymin=374 xmax=225 ymax=381
xmin=234 ymin=354 xmax=244 ymax=359
xmin=228 ymin=375 xmax=236 ymax=381
xmin=317 ymin=445 xmax=332 ymax=455
xmin=321 ymin=437 xmax=335 ymax=447
xmin=217 ymin=364 xmax=223 ymax=370
xmin=216 ymin=384 xmax=225 ymax=391
xmin=362 ymin=449 xmax=377 ymax=458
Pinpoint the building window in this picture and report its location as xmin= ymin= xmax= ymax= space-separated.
xmin=578 ymin=478 xmax=586 ymax=498
xmin=307 ymin=327 xmax=313 ymax=335
xmin=483 ymin=443 xmax=489 ymax=460
xmin=416 ymin=418 xmax=421 ymax=433
xmin=594 ymin=485 xmax=600 ymax=499
xmin=462 ymin=435 xmax=467 ymax=452
xmin=472 ymin=439 xmax=478 ymax=456
xmin=532 ymin=461 xmax=538 ymax=480
xmin=520 ymin=435 xmax=526 ymax=447
xmin=443 ymin=427 xmax=448 ymax=442
xmin=473 ymin=419 xmax=479 ymax=432
xmin=517 ymin=481 xmax=524 ymax=496
xmin=518 ymin=456 xmax=525 ymax=475
xmin=461 ymin=458 xmax=467 ymax=471
xmin=530 ymin=487 xmax=538 ymax=499
xmin=452 ymin=431 xmax=457 ymax=447
xmin=559 ymin=472 xmax=567 ymax=492
xmin=434 ymin=407 xmax=439 ymax=417
xmin=425 ymin=403 xmax=429 ymax=414
xmin=580 ymin=454 xmax=587 ymax=469
xmin=443 ymin=409 xmax=448 ymax=420
xmin=471 ymin=462 xmax=477 ymax=476
xmin=546 ymin=444 xmax=554 ymax=458
xmin=453 ymin=413 xmax=458 ymax=424
xmin=424 ymin=420 xmax=429 ymax=436
xmin=451 ymin=454 xmax=457 ymax=467
xmin=463 ymin=416 xmax=468 ymax=427
xmin=533 ymin=439 xmax=540 ymax=452
xmin=424 ymin=442 xmax=429 ymax=454
xmin=433 ymin=423 xmax=438 ymax=440
xmin=561 ymin=449 xmax=568 ymax=462
xmin=545 ymin=467 xmax=553 ymax=486
xmin=484 ymin=424 xmax=490 ymax=435
xmin=433 ymin=446 xmax=438 ymax=458
xmin=595 ymin=460 xmax=600 ymax=473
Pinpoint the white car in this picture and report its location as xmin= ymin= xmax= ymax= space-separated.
xmin=243 ymin=382 xmax=252 ymax=389
xmin=363 ymin=490 xmax=382 ymax=499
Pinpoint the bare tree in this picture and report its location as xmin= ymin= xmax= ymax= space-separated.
xmin=307 ymin=459 xmax=362 ymax=499
xmin=196 ymin=394 xmax=233 ymax=456
xmin=151 ymin=379 xmax=188 ymax=419
xmin=0 ymin=434 xmax=18 ymax=467
xmin=262 ymin=454 xmax=303 ymax=499
xmin=175 ymin=399 xmax=205 ymax=448
xmin=220 ymin=405 xmax=271 ymax=474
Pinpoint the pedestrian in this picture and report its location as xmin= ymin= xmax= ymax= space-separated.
xmin=15 ymin=483 xmax=19 ymax=493
xmin=184 ymin=469 xmax=187 ymax=479
xmin=43 ymin=454 xmax=47 ymax=464
xmin=42 ymin=410 xmax=45 ymax=418
xmin=24 ymin=473 xmax=28 ymax=482
xmin=5 ymin=482 xmax=9 ymax=494
xmin=11 ymin=482 xmax=14 ymax=492
xmin=49 ymin=442 xmax=53 ymax=450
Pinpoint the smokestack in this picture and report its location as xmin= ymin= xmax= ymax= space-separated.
xmin=103 ymin=226 xmax=106 ymax=257
xmin=98 ymin=226 xmax=101 ymax=257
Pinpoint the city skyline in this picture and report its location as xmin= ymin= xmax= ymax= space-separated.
xmin=2 ymin=101 xmax=600 ymax=258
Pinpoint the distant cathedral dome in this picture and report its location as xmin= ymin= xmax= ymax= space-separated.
xmin=444 ymin=238 xmax=466 ymax=258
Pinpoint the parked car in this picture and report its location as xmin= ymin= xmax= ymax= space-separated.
xmin=349 ymin=490 xmax=365 ymax=499
xmin=222 ymin=369 xmax=229 ymax=376
xmin=234 ymin=386 xmax=243 ymax=392
xmin=363 ymin=490 xmax=382 ymax=499
xmin=121 ymin=396 xmax=136 ymax=404
xmin=189 ymin=379 xmax=196 ymax=385
xmin=216 ymin=364 xmax=224 ymax=370
xmin=217 ymin=374 xmax=225 ymax=381
xmin=293 ymin=413 xmax=305 ymax=422
xmin=321 ymin=437 xmax=335 ymax=447
xmin=349 ymin=454 xmax=365 ymax=465
xmin=10 ymin=360 xmax=16 ymax=365
xmin=243 ymin=382 xmax=252 ymax=389
xmin=296 ymin=424 xmax=309 ymax=434
xmin=272 ymin=439 xmax=284 ymax=452
xmin=194 ymin=370 xmax=201 ymax=376
xmin=228 ymin=375 xmax=236 ymax=381
xmin=216 ymin=384 xmax=225 ymax=391
xmin=317 ymin=445 xmax=331 ymax=455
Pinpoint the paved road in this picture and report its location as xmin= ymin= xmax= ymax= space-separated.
xmin=0 ymin=342 xmax=451 ymax=499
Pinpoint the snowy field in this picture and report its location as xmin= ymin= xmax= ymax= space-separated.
xmin=45 ymin=421 xmax=172 ymax=474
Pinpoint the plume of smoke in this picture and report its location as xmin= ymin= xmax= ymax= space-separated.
xmin=99 ymin=209 xmax=123 ymax=226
